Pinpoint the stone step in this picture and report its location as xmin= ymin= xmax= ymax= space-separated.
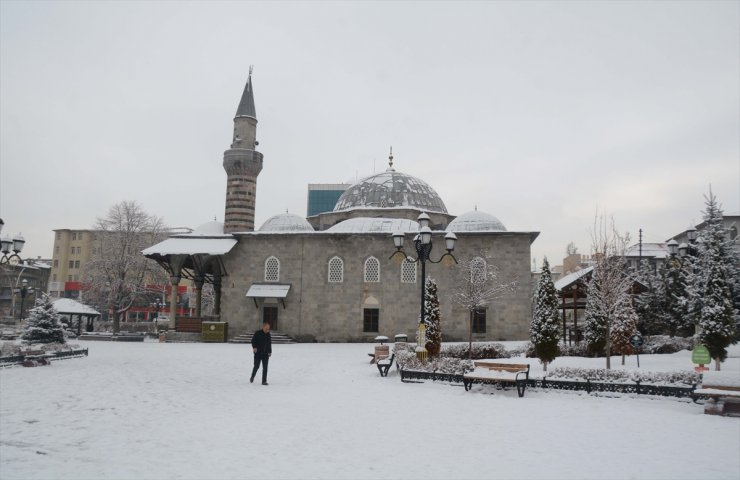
xmin=229 ymin=331 xmax=296 ymax=344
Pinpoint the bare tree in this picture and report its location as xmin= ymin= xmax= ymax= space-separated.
xmin=583 ymin=215 xmax=632 ymax=369
xmin=452 ymin=251 xmax=517 ymax=359
xmin=82 ymin=201 xmax=167 ymax=333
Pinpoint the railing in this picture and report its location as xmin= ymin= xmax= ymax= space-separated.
xmin=399 ymin=368 xmax=696 ymax=398
xmin=0 ymin=348 xmax=89 ymax=367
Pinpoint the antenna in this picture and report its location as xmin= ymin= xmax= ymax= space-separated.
xmin=249 ymin=65 xmax=253 ymax=76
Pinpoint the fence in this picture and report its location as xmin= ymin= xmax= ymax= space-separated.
xmin=399 ymin=369 xmax=696 ymax=398
xmin=0 ymin=348 xmax=89 ymax=367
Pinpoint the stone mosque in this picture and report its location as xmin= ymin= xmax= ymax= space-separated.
xmin=144 ymin=72 xmax=539 ymax=342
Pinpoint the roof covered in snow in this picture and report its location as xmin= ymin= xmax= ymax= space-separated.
xmin=52 ymin=298 xmax=101 ymax=316
xmin=258 ymin=213 xmax=314 ymax=233
xmin=326 ymin=217 xmax=421 ymax=234
xmin=624 ymin=243 xmax=670 ymax=259
xmin=142 ymin=221 xmax=236 ymax=256
xmin=333 ymin=168 xmax=447 ymax=214
xmin=554 ymin=266 xmax=594 ymax=291
xmin=446 ymin=210 xmax=507 ymax=232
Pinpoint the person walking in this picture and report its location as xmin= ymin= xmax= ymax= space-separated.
xmin=250 ymin=322 xmax=272 ymax=385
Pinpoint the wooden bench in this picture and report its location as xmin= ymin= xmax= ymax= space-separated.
xmin=693 ymin=371 xmax=740 ymax=417
xmin=463 ymin=361 xmax=530 ymax=397
xmin=377 ymin=353 xmax=395 ymax=377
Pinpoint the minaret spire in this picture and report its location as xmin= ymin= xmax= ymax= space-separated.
xmin=223 ymin=67 xmax=263 ymax=232
xmin=387 ymin=146 xmax=395 ymax=171
xmin=235 ymin=66 xmax=257 ymax=119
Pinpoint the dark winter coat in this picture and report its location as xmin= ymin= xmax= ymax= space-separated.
xmin=251 ymin=329 xmax=272 ymax=355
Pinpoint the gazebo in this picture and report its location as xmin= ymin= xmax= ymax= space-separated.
xmin=554 ymin=266 xmax=648 ymax=345
xmin=52 ymin=298 xmax=101 ymax=335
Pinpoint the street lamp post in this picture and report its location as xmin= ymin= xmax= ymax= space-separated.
xmin=390 ymin=212 xmax=458 ymax=361
xmin=18 ymin=278 xmax=33 ymax=321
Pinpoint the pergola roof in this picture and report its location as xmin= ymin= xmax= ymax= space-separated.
xmin=52 ymin=298 xmax=101 ymax=316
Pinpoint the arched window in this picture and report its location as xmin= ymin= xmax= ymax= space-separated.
xmin=401 ymin=259 xmax=417 ymax=283
xmin=364 ymin=256 xmax=380 ymax=283
xmin=471 ymin=256 xmax=486 ymax=284
xmin=264 ymin=256 xmax=280 ymax=282
xmin=328 ymin=256 xmax=344 ymax=283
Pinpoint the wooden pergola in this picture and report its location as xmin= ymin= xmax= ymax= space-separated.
xmin=554 ymin=266 xmax=647 ymax=345
xmin=53 ymin=298 xmax=101 ymax=336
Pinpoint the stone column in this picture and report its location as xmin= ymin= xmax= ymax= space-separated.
xmin=169 ymin=276 xmax=180 ymax=331
xmin=194 ymin=277 xmax=204 ymax=318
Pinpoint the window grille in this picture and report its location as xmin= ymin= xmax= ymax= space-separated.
xmin=264 ymin=256 xmax=280 ymax=282
xmin=471 ymin=257 xmax=486 ymax=283
xmin=364 ymin=257 xmax=380 ymax=283
xmin=401 ymin=259 xmax=417 ymax=283
xmin=328 ymin=256 xmax=344 ymax=283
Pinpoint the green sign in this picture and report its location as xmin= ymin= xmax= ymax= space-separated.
xmin=692 ymin=345 xmax=711 ymax=364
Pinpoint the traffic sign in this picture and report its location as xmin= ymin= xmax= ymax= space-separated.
xmin=629 ymin=334 xmax=644 ymax=348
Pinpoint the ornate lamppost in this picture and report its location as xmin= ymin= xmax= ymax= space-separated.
xmin=390 ymin=212 xmax=458 ymax=361
xmin=17 ymin=278 xmax=33 ymax=321
xmin=0 ymin=227 xmax=25 ymax=266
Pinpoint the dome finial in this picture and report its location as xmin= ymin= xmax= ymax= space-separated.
xmin=387 ymin=146 xmax=395 ymax=171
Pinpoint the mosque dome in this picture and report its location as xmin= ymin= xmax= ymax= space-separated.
xmin=258 ymin=213 xmax=315 ymax=233
xmin=446 ymin=210 xmax=507 ymax=232
xmin=333 ymin=167 xmax=447 ymax=214
xmin=326 ymin=217 xmax=420 ymax=234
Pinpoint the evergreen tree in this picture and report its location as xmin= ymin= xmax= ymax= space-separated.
xmin=693 ymin=190 xmax=738 ymax=370
xmin=424 ymin=277 xmax=442 ymax=357
xmin=583 ymin=269 xmax=607 ymax=356
xmin=21 ymin=294 xmax=66 ymax=344
xmin=530 ymin=258 xmax=561 ymax=371
xmin=634 ymin=260 xmax=667 ymax=335
xmin=610 ymin=295 xmax=638 ymax=365
xmin=662 ymin=256 xmax=694 ymax=337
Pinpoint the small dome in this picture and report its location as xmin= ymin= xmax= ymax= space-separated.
xmin=333 ymin=169 xmax=447 ymax=213
xmin=191 ymin=221 xmax=226 ymax=236
xmin=446 ymin=210 xmax=506 ymax=232
xmin=259 ymin=213 xmax=314 ymax=233
xmin=326 ymin=217 xmax=420 ymax=234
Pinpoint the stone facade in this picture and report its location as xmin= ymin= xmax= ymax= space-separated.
xmin=220 ymin=230 xmax=536 ymax=342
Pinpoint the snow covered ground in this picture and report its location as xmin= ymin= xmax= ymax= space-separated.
xmin=1 ymin=340 xmax=738 ymax=480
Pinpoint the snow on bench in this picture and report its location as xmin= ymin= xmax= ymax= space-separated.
xmin=693 ymin=371 xmax=740 ymax=417
xmin=463 ymin=361 xmax=530 ymax=397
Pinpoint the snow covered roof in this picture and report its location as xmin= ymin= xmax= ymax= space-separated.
xmin=142 ymin=237 xmax=237 ymax=256
xmin=246 ymin=284 xmax=291 ymax=298
xmin=446 ymin=210 xmax=507 ymax=232
xmin=326 ymin=217 xmax=420 ymax=234
xmin=258 ymin=213 xmax=314 ymax=233
xmin=554 ymin=266 xmax=594 ymax=291
xmin=624 ymin=243 xmax=670 ymax=259
xmin=142 ymin=221 xmax=236 ymax=256
xmin=52 ymin=298 xmax=101 ymax=316
xmin=333 ymin=168 xmax=447 ymax=214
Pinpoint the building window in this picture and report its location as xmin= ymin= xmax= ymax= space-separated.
xmin=401 ymin=260 xmax=417 ymax=283
xmin=471 ymin=256 xmax=486 ymax=283
xmin=69 ymin=260 xmax=74 ymax=268
xmin=53 ymin=260 xmax=58 ymax=268
xmin=472 ymin=308 xmax=487 ymax=334
xmin=56 ymin=232 xmax=61 ymax=240
xmin=76 ymin=246 xmax=82 ymax=254
xmin=328 ymin=256 xmax=344 ymax=283
xmin=52 ymin=274 xmax=57 ymax=281
xmin=72 ymin=233 xmax=77 ymax=240
xmin=74 ymin=260 xmax=80 ymax=268
xmin=78 ymin=232 xmax=84 ymax=241
xmin=71 ymin=247 xmax=75 ymax=254
xmin=67 ymin=275 xmax=72 ymax=281
xmin=55 ymin=246 xmax=59 ymax=254
xmin=363 ymin=308 xmax=379 ymax=332
xmin=364 ymin=257 xmax=380 ymax=283
xmin=264 ymin=256 xmax=280 ymax=282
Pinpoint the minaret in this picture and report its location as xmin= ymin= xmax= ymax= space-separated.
xmin=223 ymin=67 xmax=263 ymax=232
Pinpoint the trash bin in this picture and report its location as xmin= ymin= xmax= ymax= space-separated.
xmin=394 ymin=334 xmax=408 ymax=343
xmin=202 ymin=322 xmax=228 ymax=342
xmin=374 ymin=345 xmax=390 ymax=362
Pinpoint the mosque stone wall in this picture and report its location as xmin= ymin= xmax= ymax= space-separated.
xmin=220 ymin=230 xmax=535 ymax=342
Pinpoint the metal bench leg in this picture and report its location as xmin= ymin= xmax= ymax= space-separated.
xmin=516 ymin=380 xmax=526 ymax=397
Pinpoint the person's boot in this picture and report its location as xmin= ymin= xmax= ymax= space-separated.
xmin=250 ymin=374 xmax=255 ymax=383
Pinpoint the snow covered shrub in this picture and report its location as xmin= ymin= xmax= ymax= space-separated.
xmin=442 ymin=342 xmax=510 ymax=360
xmin=547 ymin=367 xmax=699 ymax=386
xmin=21 ymin=294 xmax=66 ymax=345
xmin=0 ymin=341 xmax=21 ymax=357
xmin=641 ymin=335 xmax=694 ymax=354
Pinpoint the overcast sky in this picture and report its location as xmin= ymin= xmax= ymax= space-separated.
xmin=1 ymin=0 xmax=738 ymax=268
